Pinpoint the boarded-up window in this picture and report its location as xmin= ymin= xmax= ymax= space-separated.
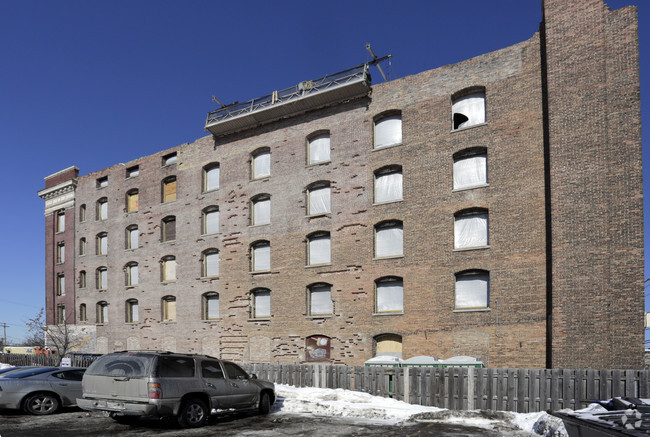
xmin=126 ymin=299 xmax=139 ymax=323
xmin=126 ymin=263 xmax=138 ymax=286
xmin=375 ymin=167 xmax=403 ymax=203
xmin=162 ymin=177 xmax=177 ymax=203
xmin=162 ymin=216 xmax=176 ymax=242
xmin=127 ymin=190 xmax=139 ymax=212
xmin=97 ymin=267 xmax=108 ymax=290
xmin=162 ymin=297 xmax=176 ymax=321
xmin=97 ymin=302 xmax=108 ymax=324
xmin=162 ymin=257 xmax=176 ymax=282
xmin=127 ymin=226 xmax=139 ymax=249
xmin=56 ymin=211 xmax=65 ymax=232
xmin=375 ymin=334 xmax=402 ymax=358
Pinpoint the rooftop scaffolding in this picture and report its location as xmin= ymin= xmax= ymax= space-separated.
xmin=205 ymin=63 xmax=372 ymax=137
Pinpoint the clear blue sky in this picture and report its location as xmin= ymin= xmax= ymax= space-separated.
xmin=0 ymin=0 xmax=647 ymax=345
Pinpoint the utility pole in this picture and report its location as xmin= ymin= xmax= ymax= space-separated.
xmin=0 ymin=322 xmax=7 ymax=349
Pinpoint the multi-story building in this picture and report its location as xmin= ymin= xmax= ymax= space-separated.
xmin=38 ymin=0 xmax=643 ymax=368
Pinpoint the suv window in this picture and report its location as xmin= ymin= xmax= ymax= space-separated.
xmin=156 ymin=356 xmax=195 ymax=378
xmin=86 ymin=353 xmax=154 ymax=378
xmin=222 ymin=362 xmax=248 ymax=380
xmin=201 ymin=360 xmax=224 ymax=379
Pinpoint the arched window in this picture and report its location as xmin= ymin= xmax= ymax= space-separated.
xmin=79 ymin=204 xmax=86 ymax=222
xmin=307 ymin=283 xmax=333 ymax=316
xmin=126 ymin=189 xmax=139 ymax=212
xmin=453 ymin=147 xmax=487 ymax=190
xmin=307 ymin=131 xmax=330 ymax=165
xmin=79 ymin=238 xmax=86 ymax=256
xmin=202 ymin=249 xmax=220 ymax=277
xmin=202 ymin=206 xmax=219 ymax=235
xmin=56 ymin=273 xmax=65 ymax=296
xmin=375 ymin=277 xmax=403 ymax=314
xmin=374 ymin=111 xmax=402 ymax=149
xmin=307 ymin=181 xmax=331 ymax=216
xmin=454 ymin=208 xmax=489 ymax=249
xmin=162 ymin=216 xmax=176 ymax=242
xmin=161 ymin=256 xmax=176 ymax=282
xmin=451 ymin=87 xmax=486 ymax=130
xmin=56 ymin=242 xmax=65 ymax=264
xmin=375 ymin=220 xmax=404 ymax=258
xmin=307 ymin=231 xmax=331 ymax=266
xmin=56 ymin=210 xmax=66 ymax=233
xmin=162 ymin=152 xmax=177 ymax=166
xmin=162 ymin=176 xmax=177 ymax=203
xmin=96 ymin=301 xmax=108 ymax=324
xmin=251 ymin=148 xmax=271 ymax=179
xmin=202 ymin=292 xmax=219 ymax=320
xmin=96 ymin=232 xmax=108 ymax=255
xmin=126 ymin=299 xmax=139 ymax=323
xmin=203 ymin=163 xmax=220 ymax=192
xmin=79 ymin=270 xmax=87 ymax=289
xmin=251 ymin=194 xmax=271 ymax=226
xmin=251 ymin=241 xmax=271 ymax=272
xmin=162 ymin=296 xmax=176 ymax=322
xmin=251 ymin=288 xmax=271 ymax=319
xmin=455 ymin=270 xmax=489 ymax=309
xmin=126 ymin=225 xmax=139 ymax=249
xmin=125 ymin=262 xmax=139 ymax=286
xmin=96 ymin=267 xmax=108 ymax=290
xmin=79 ymin=303 xmax=87 ymax=322
xmin=96 ymin=197 xmax=108 ymax=220
xmin=374 ymin=333 xmax=402 ymax=358
xmin=374 ymin=165 xmax=403 ymax=204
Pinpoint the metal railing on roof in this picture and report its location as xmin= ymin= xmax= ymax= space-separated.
xmin=205 ymin=63 xmax=370 ymax=129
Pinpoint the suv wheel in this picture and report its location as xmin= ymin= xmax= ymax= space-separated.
xmin=178 ymin=397 xmax=208 ymax=428
xmin=258 ymin=392 xmax=270 ymax=415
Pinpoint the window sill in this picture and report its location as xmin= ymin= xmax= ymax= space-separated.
xmin=306 ymin=315 xmax=332 ymax=320
xmin=307 ymin=160 xmax=331 ymax=167
xmin=372 ymin=199 xmax=403 ymax=206
xmin=453 ymin=307 xmax=490 ymax=313
xmin=453 ymin=245 xmax=490 ymax=252
xmin=305 ymin=263 xmax=332 ymax=269
xmin=161 ymin=240 xmax=176 ymax=244
xmin=161 ymin=280 xmax=177 ymax=284
xmin=202 ymin=188 xmax=220 ymax=194
xmin=250 ymin=270 xmax=271 ymax=275
xmin=451 ymin=122 xmax=487 ymax=133
xmin=452 ymin=183 xmax=489 ymax=193
xmin=373 ymin=142 xmax=403 ymax=151
xmin=202 ymin=318 xmax=222 ymax=322
xmin=251 ymin=176 xmax=271 ymax=182
xmin=161 ymin=200 xmax=177 ymax=205
xmin=249 ymin=317 xmax=271 ymax=322
xmin=161 ymin=321 xmax=177 ymax=324
xmin=373 ymin=255 xmax=404 ymax=261
xmin=201 ymin=275 xmax=220 ymax=279
xmin=125 ymin=322 xmax=139 ymax=325
xmin=372 ymin=311 xmax=404 ymax=317
xmin=125 ymin=248 xmax=138 ymax=251
xmin=201 ymin=232 xmax=221 ymax=237
xmin=125 ymin=286 xmax=138 ymax=290
xmin=125 ymin=210 xmax=139 ymax=214
xmin=307 ymin=213 xmax=331 ymax=219
xmin=249 ymin=223 xmax=270 ymax=228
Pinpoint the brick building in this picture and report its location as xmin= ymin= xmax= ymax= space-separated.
xmin=38 ymin=0 xmax=643 ymax=369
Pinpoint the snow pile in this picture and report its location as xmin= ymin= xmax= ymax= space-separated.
xmin=0 ymin=363 xmax=14 ymax=370
xmin=275 ymin=384 xmax=569 ymax=435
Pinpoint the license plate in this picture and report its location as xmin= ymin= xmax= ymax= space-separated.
xmin=107 ymin=401 xmax=125 ymax=410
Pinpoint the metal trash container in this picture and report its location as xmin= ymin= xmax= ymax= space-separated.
xmin=401 ymin=356 xmax=441 ymax=368
xmin=440 ymin=356 xmax=484 ymax=368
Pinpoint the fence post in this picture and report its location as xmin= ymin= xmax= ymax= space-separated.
xmin=467 ymin=367 xmax=475 ymax=410
xmin=404 ymin=366 xmax=410 ymax=404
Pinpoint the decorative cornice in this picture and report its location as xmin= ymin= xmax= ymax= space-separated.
xmin=38 ymin=179 xmax=77 ymax=216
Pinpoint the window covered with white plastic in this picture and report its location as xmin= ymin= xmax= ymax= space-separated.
xmin=308 ymin=232 xmax=331 ymax=265
xmin=203 ymin=250 xmax=220 ymax=277
xmin=453 ymin=148 xmax=487 ymax=190
xmin=252 ymin=241 xmax=271 ymax=272
xmin=375 ymin=221 xmax=404 ymax=258
xmin=309 ymin=283 xmax=333 ymax=316
xmin=375 ymin=277 xmax=403 ymax=313
xmin=308 ymin=183 xmax=331 ymax=215
xmin=374 ymin=113 xmax=402 ymax=149
xmin=455 ymin=270 xmax=489 ymax=309
xmin=375 ymin=166 xmax=403 ymax=203
xmin=203 ymin=292 xmax=219 ymax=320
xmin=203 ymin=207 xmax=219 ymax=235
xmin=308 ymin=133 xmax=330 ymax=165
xmin=251 ymin=195 xmax=270 ymax=225
xmin=252 ymin=149 xmax=270 ymax=179
xmin=204 ymin=163 xmax=220 ymax=192
xmin=452 ymin=90 xmax=485 ymax=130
xmin=454 ymin=209 xmax=488 ymax=249
xmin=252 ymin=289 xmax=271 ymax=318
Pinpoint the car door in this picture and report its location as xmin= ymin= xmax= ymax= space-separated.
xmin=200 ymin=360 xmax=233 ymax=410
xmin=221 ymin=362 xmax=258 ymax=408
xmin=49 ymin=369 xmax=84 ymax=406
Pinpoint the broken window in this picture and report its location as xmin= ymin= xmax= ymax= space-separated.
xmin=452 ymin=90 xmax=485 ymax=130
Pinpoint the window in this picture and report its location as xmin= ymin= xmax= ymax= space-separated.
xmin=96 ymin=198 xmax=108 ymax=220
xmin=57 ymin=305 xmax=65 ymax=325
xmin=96 ymin=232 xmax=107 ymax=255
xmin=202 ymin=292 xmax=219 ymax=320
xmin=202 ymin=207 xmax=219 ymax=235
xmin=452 ymin=89 xmax=485 ymax=130
xmin=126 ymin=225 xmax=139 ymax=249
xmin=56 ymin=211 xmax=65 ymax=233
xmin=96 ymin=267 xmax=108 ymax=290
xmin=307 ymin=182 xmax=331 ymax=216
xmin=162 ymin=256 xmax=177 ymax=282
xmin=201 ymin=360 xmax=224 ymax=379
xmin=374 ymin=112 xmax=402 ymax=149
xmin=56 ymin=242 xmax=65 ymax=264
xmin=97 ymin=176 xmax=108 ymax=189
xmin=126 ymin=299 xmax=139 ymax=323
xmin=79 ymin=270 xmax=87 ymax=289
xmin=374 ymin=166 xmax=403 ymax=203
xmin=125 ymin=262 xmax=139 ymax=286
xmin=79 ymin=304 xmax=87 ymax=322
xmin=162 ymin=176 xmax=177 ymax=203
xmin=375 ymin=277 xmax=404 ymax=314
xmin=308 ymin=132 xmax=330 ymax=165
xmin=79 ymin=238 xmax=86 ymax=256
xmin=162 ymin=152 xmax=177 ymax=166
xmin=251 ymin=148 xmax=270 ymax=179
xmin=374 ymin=334 xmax=402 ymax=358
xmin=56 ymin=273 xmax=65 ymax=296
xmin=203 ymin=163 xmax=220 ymax=192
xmin=162 ymin=296 xmax=176 ymax=322
xmin=307 ymin=232 xmax=331 ymax=266
xmin=162 ymin=216 xmax=176 ymax=242
xmin=375 ymin=221 xmax=404 ymax=258
xmin=79 ymin=204 xmax=86 ymax=223
xmin=455 ymin=270 xmax=489 ymax=309
xmin=251 ymin=194 xmax=270 ymax=226
xmin=251 ymin=288 xmax=271 ymax=319
xmin=453 ymin=148 xmax=487 ymax=190
xmin=202 ymin=250 xmax=220 ymax=277
xmin=308 ymin=283 xmax=333 ymax=316
xmin=126 ymin=165 xmax=139 ymax=178
xmin=97 ymin=301 xmax=108 ymax=324
xmin=126 ymin=189 xmax=139 ymax=212
xmin=454 ymin=209 xmax=489 ymax=249
xmin=251 ymin=241 xmax=270 ymax=272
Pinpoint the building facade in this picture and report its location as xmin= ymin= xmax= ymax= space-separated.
xmin=38 ymin=0 xmax=643 ymax=369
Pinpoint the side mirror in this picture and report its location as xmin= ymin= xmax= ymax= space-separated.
xmin=249 ymin=373 xmax=258 ymax=380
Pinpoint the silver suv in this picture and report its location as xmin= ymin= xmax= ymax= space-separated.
xmin=77 ymin=351 xmax=275 ymax=428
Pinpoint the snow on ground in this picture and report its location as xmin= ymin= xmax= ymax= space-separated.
xmin=275 ymin=384 xmax=568 ymax=436
xmin=0 ymin=363 xmax=13 ymax=370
